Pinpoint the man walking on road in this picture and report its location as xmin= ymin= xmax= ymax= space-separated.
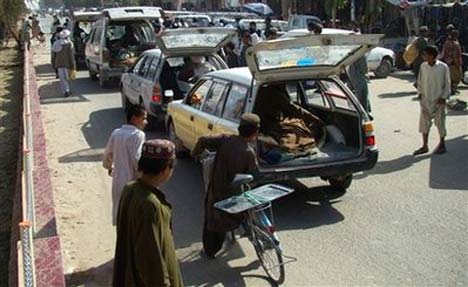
xmin=192 ymin=114 xmax=260 ymax=258
xmin=413 ymin=26 xmax=430 ymax=87
xmin=113 ymin=139 xmax=183 ymax=287
xmin=414 ymin=46 xmax=451 ymax=156
xmin=52 ymin=29 xmax=75 ymax=97
xmin=441 ymin=29 xmax=463 ymax=95
xmin=103 ymin=105 xmax=147 ymax=225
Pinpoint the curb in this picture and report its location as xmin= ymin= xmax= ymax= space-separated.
xmin=9 ymin=48 xmax=66 ymax=287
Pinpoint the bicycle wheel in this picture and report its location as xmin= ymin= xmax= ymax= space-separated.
xmin=252 ymin=226 xmax=285 ymax=284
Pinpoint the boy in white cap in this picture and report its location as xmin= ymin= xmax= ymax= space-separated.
xmin=52 ymin=29 xmax=75 ymax=97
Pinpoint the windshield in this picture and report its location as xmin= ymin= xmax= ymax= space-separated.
xmin=255 ymin=45 xmax=361 ymax=71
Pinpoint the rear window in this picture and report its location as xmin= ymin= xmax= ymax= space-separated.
xmin=321 ymin=80 xmax=355 ymax=111
xmin=107 ymin=21 xmax=155 ymax=44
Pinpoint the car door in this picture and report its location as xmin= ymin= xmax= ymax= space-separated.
xmin=139 ymin=56 xmax=157 ymax=112
xmin=195 ymin=79 xmax=230 ymax=140
xmin=214 ymin=83 xmax=249 ymax=136
xmin=126 ymin=55 xmax=148 ymax=104
xmin=173 ymin=79 xmax=214 ymax=150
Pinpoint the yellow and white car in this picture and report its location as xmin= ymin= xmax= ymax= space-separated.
xmin=167 ymin=34 xmax=381 ymax=190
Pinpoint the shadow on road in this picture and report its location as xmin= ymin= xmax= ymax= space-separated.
xmin=81 ymin=107 xmax=124 ymax=149
xmin=57 ymin=108 xmax=124 ymax=163
xmin=390 ymin=71 xmax=415 ymax=82
xmin=179 ymin=245 xmax=274 ymax=287
xmin=429 ymin=135 xmax=468 ymax=190
xmin=273 ymin=180 xmax=345 ymax=231
xmin=378 ymin=91 xmax=417 ymax=98
xmin=65 ymin=260 xmax=113 ymax=287
xmin=39 ymin=80 xmax=90 ymax=104
xmin=356 ymin=136 xmax=467 ymax=190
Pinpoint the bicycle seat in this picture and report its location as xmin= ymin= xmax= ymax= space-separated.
xmin=231 ymin=174 xmax=254 ymax=188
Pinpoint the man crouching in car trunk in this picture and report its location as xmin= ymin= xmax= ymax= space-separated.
xmin=192 ymin=114 xmax=260 ymax=259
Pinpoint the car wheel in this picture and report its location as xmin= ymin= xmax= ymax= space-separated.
xmin=168 ymin=121 xmax=188 ymax=158
xmin=89 ymin=68 xmax=98 ymax=81
xmin=374 ymin=59 xmax=392 ymax=78
xmin=329 ymin=174 xmax=353 ymax=190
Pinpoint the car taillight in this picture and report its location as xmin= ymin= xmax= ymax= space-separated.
xmin=151 ymin=85 xmax=162 ymax=103
xmin=363 ymin=122 xmax=376 ymax=148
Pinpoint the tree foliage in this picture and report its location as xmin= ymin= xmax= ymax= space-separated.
xmin=324 ymin=0 xmax=348 ymax=27
xmin=0 ymin=0 xmax=25 ymax=44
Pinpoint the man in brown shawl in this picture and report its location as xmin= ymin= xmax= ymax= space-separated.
xmin=192 ymin=114 xmax=260 ymax=258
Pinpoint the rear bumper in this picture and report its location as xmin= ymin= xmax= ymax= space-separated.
xmin=149 ymin=102 xmax=168 ymax=119
xmin=257 ymin=149 xmax=379 ymax=183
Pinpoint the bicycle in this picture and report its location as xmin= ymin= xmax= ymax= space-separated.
xmin=214 ymin=174 xmax=295 ymax=285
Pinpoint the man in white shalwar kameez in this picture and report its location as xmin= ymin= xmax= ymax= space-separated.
xmin=103 ymin=106 xmax=147 ymax=225
xmin=414 ymin=45 xmax=451 ymax=155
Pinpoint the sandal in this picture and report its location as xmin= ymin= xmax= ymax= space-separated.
xmin=413 ymin=147 xmax=429 ymax=156
xmin=433 ymin=145 xmax=446 ymax=154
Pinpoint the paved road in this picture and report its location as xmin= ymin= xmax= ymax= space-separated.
xmin=35 ymin=23 xmax=468 ymax=286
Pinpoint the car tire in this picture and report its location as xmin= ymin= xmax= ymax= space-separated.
xmin=99 ymin=68 xmax=112 ymax=88
xmin=374 ymin=59 xmax=392 ymax=78
xmin=329 ymin=174 xmax=353 ymax=190
xmin=168 ymin=121 xmax=188 ymax=158
xmin=89 ymin=69 xmax=98 ymax=81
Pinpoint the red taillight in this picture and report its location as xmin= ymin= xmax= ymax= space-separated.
xmin=365 ymin=135 xmax=375 ymax=146
xmin=267 ymin=225 xmax=276 ymax=234
xmin=363 ymin=122 xmax=376 ymax=147
xmin=152 ymin=85 xmax=162 ymax=103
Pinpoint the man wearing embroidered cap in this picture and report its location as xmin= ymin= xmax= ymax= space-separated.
xmin=113 ymin=139 xmax=183 ymax=287
xmin=192 ymin=113 xmax=260 ymax=258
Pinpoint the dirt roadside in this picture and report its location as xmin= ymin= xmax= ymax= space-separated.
xmin=0 ymin=46 xmax=22 ymax=287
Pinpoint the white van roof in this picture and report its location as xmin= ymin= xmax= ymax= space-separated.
xmin=102 ymin=6 xmax=162 ymax=20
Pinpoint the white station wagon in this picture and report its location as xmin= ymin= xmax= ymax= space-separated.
xmin=167 ymin=34 xmax=381 ymax=191
xmin=120 ymin=28 xmax=236 ymax=128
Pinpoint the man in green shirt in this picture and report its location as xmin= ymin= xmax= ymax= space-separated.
xmin=113 ymin=139 xmax=183 ymax=287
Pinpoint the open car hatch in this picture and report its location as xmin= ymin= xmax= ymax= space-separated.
xmin=156 ymin=28 xmax=237 ymax=57
xmin=245 ymin=34 xmax=383 ymax=82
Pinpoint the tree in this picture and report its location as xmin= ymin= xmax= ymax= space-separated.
xmin=0 ymin=0 xmax=24 ymax=46
xmin=324 ymin=0 xmax=347 ymax=28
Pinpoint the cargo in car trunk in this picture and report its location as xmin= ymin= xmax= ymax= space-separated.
xmin=253 ymin=79 xmax=362 ymax=168
xmin=106 ymin=20 xmax=156 ymax=68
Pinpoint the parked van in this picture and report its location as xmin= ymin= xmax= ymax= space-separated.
xmin=85 ymin=7 xmax=162 ymax=87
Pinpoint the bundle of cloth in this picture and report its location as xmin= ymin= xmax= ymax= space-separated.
xmin=253 ymin=84 xmax=326 ymax=164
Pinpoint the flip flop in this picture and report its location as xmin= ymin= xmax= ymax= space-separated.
xmin=413 ymin=147 xmax=429 ymax=156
